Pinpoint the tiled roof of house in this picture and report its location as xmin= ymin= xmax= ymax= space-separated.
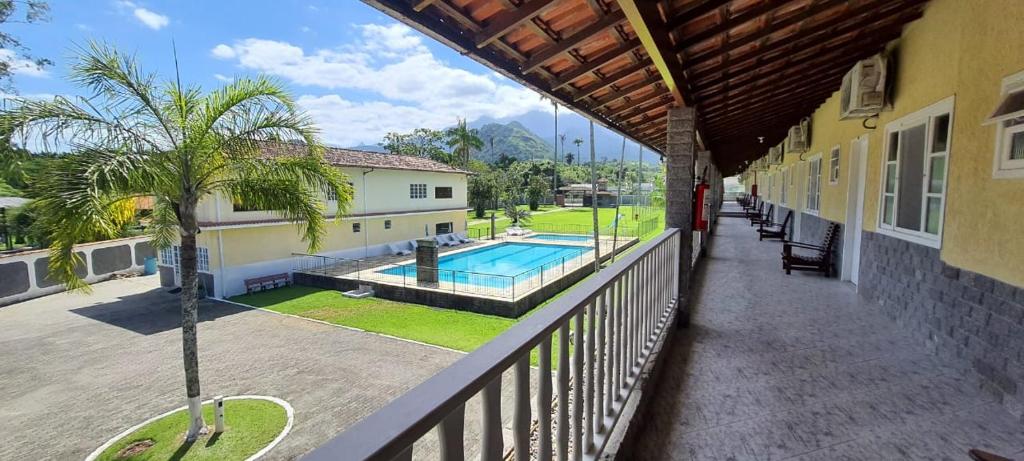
xmin=260 ymin=142 xmax=472 ymax=175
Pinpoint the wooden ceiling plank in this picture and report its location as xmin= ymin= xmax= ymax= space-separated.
xmin=573 ymin=59 xmax=651 ymax=101
xmin=413 ymin=0 xmax=436 ymax=13
xmin=592 ymin=73 xmax=662 ymax=108
xmin=665 ymin=0 xmax=734 ymax=30
xmin=554 ymin=38 xmax=643 ymax=88
xmin=476 ymin=0 xmax=560 ymax=49
xmin=674 ymin=0 xmax=792 ymax=51
xmin=523 ymin=10 xmax=628 ymax=73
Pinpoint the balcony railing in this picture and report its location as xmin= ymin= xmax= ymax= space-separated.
xmin=302 ymin=228 xmax=681 ymax=460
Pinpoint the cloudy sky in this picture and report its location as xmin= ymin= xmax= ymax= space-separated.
xmin=4 ymin=0 xmax=561 ymax=147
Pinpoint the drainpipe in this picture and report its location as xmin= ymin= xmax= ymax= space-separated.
xmin=214 ymin=193 xmax=226 ymax=298
xmin=362 ymin=168 xmax=375 ymax=258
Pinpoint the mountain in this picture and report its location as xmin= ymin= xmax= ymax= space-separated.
xmin=346 ymin=143 xmax=388 ymax=153
xmin=470 ymin=110 xmax=661 ymax=165
xmin=473 ymin=121 xmax=554 ymax=163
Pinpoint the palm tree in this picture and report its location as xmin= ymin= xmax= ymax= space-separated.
xmin=572 ymin=137 xmax=583 ymax=165
xmin=444 ymin=117 xmax=483 ymax=167
xmin=0 ymin=43 xmax=352 ymax=441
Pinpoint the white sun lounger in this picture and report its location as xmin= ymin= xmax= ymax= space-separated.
xmin=388 ymin=243 xmax=412 ymax=256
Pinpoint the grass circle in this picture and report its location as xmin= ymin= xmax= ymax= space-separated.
xmin=92 ymin=397 xmax=289 ymax=461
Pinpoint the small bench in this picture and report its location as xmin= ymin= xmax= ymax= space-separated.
xmin=244 ymin=273 xmax=291 ymax=294
xmin=782 ymin=223 xmax=839 ymax=277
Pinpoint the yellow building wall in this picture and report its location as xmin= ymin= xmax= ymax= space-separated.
xmin=197 ymin=209 xmax=466 ymax=269
xmin=757 ymin=0 xmax=1023 ymax=285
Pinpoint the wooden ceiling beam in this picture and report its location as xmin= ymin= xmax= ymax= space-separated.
xmin=694 ymin=7 xmax=923 ymax=86
xmin=612 ymin=92 xmax=672 ymax=121
xmin=700 ymin=67 xmax=847 ymax=118
xmin=572 ymin=59 xmax=651 ymax=101
xmin=665 ymin=0 xmax=733 ymax=29
xmin=687 ymin=0 xmax=926 ymax=73
xmin=412 ymin=0 xmax=436 ymax=12
xmin=522 ymin=10 xmax=627 ymax=73
xmin=476 ymin=0 xmax=560 ymax=49
xmin=705 ymin=86 xmax=837 ymax=134
xmin=673 ymin=0 xmax=792 ymax=51
xmin=591 ymin=73 xmax=662 ymax=109
xmin=617 ymin=0 xmax=691 ymax=105
xmin=554 ymin=38 xmax=643 ymax=89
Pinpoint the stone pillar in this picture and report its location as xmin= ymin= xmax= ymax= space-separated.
xmin=416 ymin=238 xmax=438 ymax=284
xmin=664 ymin=107 xmax=696 ymax=327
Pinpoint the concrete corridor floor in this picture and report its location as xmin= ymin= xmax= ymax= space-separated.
xmin=632 ymin=210 xmax=1024 ymax=460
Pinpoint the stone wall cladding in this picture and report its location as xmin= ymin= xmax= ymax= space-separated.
xmin=34 ymin=252 xmax=88 ymax=289
xmin=859 ymin=230 xmax=1024 ymax=421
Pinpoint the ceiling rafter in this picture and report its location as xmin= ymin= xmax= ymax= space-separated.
xmin=522 ymin=10 xmax=628 ymax=73
xmin=476 ymin=0 xmax=560 ymax=49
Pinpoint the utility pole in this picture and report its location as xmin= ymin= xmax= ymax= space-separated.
xmin=590 ymin=120 xmax=600 ymax=272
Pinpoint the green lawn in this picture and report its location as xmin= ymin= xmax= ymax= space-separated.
xmin=469 ymin=205 xmax=665 ymax=241
xmin=466 ymin=204 xmax=558 ymax=222
xmin=96 ymin=399 xmax=287 ymax=461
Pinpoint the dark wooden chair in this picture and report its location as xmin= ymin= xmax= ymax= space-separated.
xmin=745 ymin=201 xmax=763 ymax=221
xmin=750 ymin=204 xmax=774 ymax=227
xmin=782 ymin=223 xmax=839 ymax=277
xmin=758 ymin=210 xmax=792 ymax=241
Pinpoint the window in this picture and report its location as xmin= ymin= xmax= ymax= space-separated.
xmin=989 ymin=71 xmax=1024 ymax=178
xmin=435 ymin=222 xmax=453 ymax=235
xmin=410 ymin=183 xmax=427 ymax=199
xmin=197 ymin=247 xmax=210 ymax=273
xmin=327 ymin=189 xmax=338 ymax=201
xmin=878 ymin=97 xmax=953 ymax=247
xmin=160 ymin=246 xmax=174 ymax=265
xmin=767 ymin=174 xmax=774 ymax=202
xmin=806 ymin=156 xmax=822 ymax=214
xmin=352 ymin=222 xmax=361 ymax=233
xmin=434 ymin=186 xmax=453 ymax=199
xmin=384 ymin=219 xmax=392 ymax=230
xmin=829 ymin=146 xmax=841 ymax=184
xmin=780 ymin=169 xmax=788 ymax=205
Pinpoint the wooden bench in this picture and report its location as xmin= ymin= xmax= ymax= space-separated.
xmin=758 ymin=210 xmax=792 ymax=241
xmin=244 ymin=273 xmax=291 ymax=294
xmin=750 ymin=203 xmax=774 ymax=227
xmin=782 ymin=223 xmax=839 ymax=277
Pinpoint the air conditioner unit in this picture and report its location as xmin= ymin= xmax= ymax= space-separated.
xmin=768 ymin=144 xmax=784 ymax=165
xmin=785 ymin=118 xmax=810 ymax=153
xmin=840 ymin=54 xmax=891 ymax=119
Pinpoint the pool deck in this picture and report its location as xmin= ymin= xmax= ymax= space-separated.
xmin=301 ymin=234 xmax=633 ymax=300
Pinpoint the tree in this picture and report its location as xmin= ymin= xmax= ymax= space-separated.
xmin=380 ymin=128 xmax=456 ymax=166
xmin=0 ymin=0 xmax=51 ymax=92
xmin=444 ymin=118 xmax=483 ymax=167
xmin=0 ymin=43 xmax=352 ymax=441
xmin=571 ymin=137 xmax=582 ymax=165
xmin=503 ymin=201 xmax=531 ymax=226
xmin=525 ymin=174 xmax=548 ymax=211
xmin=468 ymin=169 xmax=501 ymax=218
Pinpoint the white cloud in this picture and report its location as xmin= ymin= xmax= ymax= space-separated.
xmin=117 ymin=1 xmax=169 ymax=30
xmin=213 ymin=73 xmax=232 ymax=82
xmin=215 ymin=23 xmax=550 ymax=146
xmin=210 ymin=44 xmax=236 ymax=60
xmin=300 ymin=26 xmax=312 ymax=33
xmin=0 ymin=49 xmax=49 ymax=78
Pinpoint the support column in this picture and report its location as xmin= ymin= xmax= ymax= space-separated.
xmin=664 ymin=107 xmax=696 ymax=327
xmin=695 ymin=151 xmax=712 ymax=254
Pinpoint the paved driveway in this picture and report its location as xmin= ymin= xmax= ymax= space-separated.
xmin=0 ymin=276 xmax=463 ymax=460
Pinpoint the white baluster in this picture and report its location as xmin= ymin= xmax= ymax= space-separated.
xmin=557 ymin=323 xmax=570 ymax=461
xmin=438 ymin=404 xmax=465 ymax=461
xmin=514 ymin=355 xmax=531 ymax=461
xmin=481 ymin=378 xmax=503 ymax=461
xmin=572 ymin=310 xmax=584 ymax=461
xmin=539 ymin=336 xmax=553 ymax=461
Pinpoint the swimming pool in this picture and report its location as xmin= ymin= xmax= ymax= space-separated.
xmin=526 ymin=233 xmax=592 ymax=242
xmin=377 ymin=242 xmax=590 ymax=287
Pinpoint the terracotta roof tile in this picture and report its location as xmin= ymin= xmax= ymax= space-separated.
xmin=260 ymin=142 xmax=472 ymax=175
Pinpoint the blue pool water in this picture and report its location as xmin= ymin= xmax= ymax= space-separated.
xmin=527 ymin=233 xmax=592 ymax=242
xmin=377 ymin=242 xmax=590 ymax=286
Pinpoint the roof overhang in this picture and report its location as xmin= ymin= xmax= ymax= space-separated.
xmin=364 ymin=0 xmax=929 ymax=175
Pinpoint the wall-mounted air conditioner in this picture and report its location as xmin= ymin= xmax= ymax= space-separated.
xmin=785 ymin=118 xmax=810 ymax=153
xmin=768 ymin=143 xmax=784 ymax=165
xmin=840 ymin=54 xmax=891 ymax=119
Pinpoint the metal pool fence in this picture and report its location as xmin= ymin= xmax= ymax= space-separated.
xmin=292 ymin=246 xmax=593 ymax=300
xmin=468 ymin=216 xmax=660 ymax=240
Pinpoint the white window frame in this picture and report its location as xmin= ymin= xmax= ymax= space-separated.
xmin=159 ymin=246 xmax=174 ymax=265
xmin=410 ymin=183 xmax=427 ymax=199
xmin=876 ymin=96 xmax=954 ymax=249
xmin=991 ymin=70 xmax=1024 ymax=178
xmin=197 ymin=247 xmax=210 ymax=273
xmin=805 ymin=154 xmax=822 ymax=215
xmin=384 ymin=219 xmax=392 ymax=230
xmin=828 ymin=145 xmax=841 ymax=185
